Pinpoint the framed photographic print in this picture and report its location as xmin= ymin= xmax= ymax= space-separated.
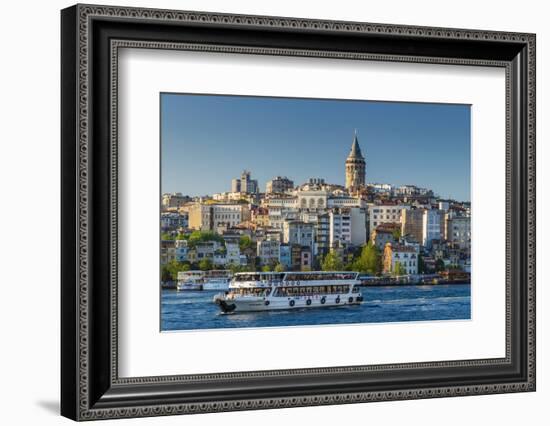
xmin=61 ymin=4 xmax=536 ymax=421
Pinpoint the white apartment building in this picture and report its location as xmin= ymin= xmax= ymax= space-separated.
xmin=369 ymin=204 xmax=409 ymax=233
xmin=329 ymin=207 xmax=367 ymax=248
xmin=383 ymin=243 xmax=419 ymax=275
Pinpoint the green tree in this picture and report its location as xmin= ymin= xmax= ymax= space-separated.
xmin=198 ymin=258 xmax=213 ymax=271
xmin=393 ymin=261 xmax=406 ymax=276
xmin=435 ymin=258 xmax=445 ymax=272
xmin=274 ymin=263 xmax=286 ymax=272
xmin=161 ymin=265 xmax=172 ymax=282
xmin=321 ymin=251 xmax=344 ymax=271
xmin=392 ymin=228 xmax=402 ymax=240
xmin=187 ymin=230 xmax=224 ymax=248
xmin=239 ymin=235 xmax=252 ymax=251
xmin=161 ymin=232 xmax=173 ymax=241
xmin=354 ymin=242 xmax=382 ymax=275
xmin=161 ymin=260 xmax=191 ymax=281
xmin=261 ymin=265 xmax=272 ymax=272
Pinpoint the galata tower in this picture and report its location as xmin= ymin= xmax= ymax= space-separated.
xmin=345 ymin=130 xmax=366 ymax=191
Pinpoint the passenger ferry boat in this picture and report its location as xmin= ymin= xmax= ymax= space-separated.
xmin=202 ymin=270 xmax=232 ymax=291
xmin=176 ymin=270 xmax=204 ymax=291
xmin=213 ymin=271 xmax=363 ymax=313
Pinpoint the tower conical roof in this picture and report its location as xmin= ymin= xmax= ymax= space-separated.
xmin=347 ymin=130 xmax=364 ymax=160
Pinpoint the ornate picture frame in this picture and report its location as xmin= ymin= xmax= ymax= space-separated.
xmin=61 ymin=4 xmax=536 ymax=420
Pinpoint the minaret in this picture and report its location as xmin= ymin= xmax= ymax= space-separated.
xmin=345 ymin=130 xmax=366 ymax=191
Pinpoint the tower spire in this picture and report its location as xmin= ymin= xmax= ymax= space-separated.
xmin=345 ymin=129 xmax=366 ymax=191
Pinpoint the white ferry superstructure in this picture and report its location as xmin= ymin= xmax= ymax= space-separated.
xmin=213 ymin=271 xmax=363 ymax=313
xmin=176 ymin=270 xmax=204 ymax=291
xmin=202 ymin=270 xmax=232 ymax=291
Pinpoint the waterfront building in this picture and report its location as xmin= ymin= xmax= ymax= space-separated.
xmin=175 ymin=239 xmax=188 ymax=262
xmin=422 ymin=209 xmax=445 ymax=248
xmin=266 ymin=176 xmax=294 ymax=194
xmin=257 ymin=239 xmax=281 ymax=266
xmin=445 ymin=215 xmax=471 ymax=250
xmin=160 ymin=240 xmax=176 ymax=265
xmin=195 ymin=241 xmax=222 ymax=261
xmin=213 ymin=251 xmax=228 ymax=266
xmin=329 ymin=207 xmax=367 ymax=248
xmin=369 ymin=203 xmax=409 ymax=234
xmin=401 ymin=208 xmax=424 ymax=245
xmin=383 ymin=242 xmax=419 ymax=275
xmin=161 ymin=192 xmax=191 ymax=209
xmin=345 ymin=130 xmax=366 ymax=191
xmin=225 ymin=240 xmax=241 ymax=265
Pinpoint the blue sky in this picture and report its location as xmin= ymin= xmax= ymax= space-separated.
xmin=161 ymin=93 xmax=471 ymax=201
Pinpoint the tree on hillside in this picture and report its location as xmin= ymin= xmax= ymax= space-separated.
xmin=198 ymin=258 xmax=213 ymax=271
xmin=161 ymin=260 xmax=191 ymax=281
xmin=321 ymin=251 xmax=344 ymax=271
xmin=274 ymin=263 xmax=286 ymax=272
xmin=239 ymin=235 xmax=252 ymax=251
xmin=354 ymin=241 xmax=382 ymax=275
xmin=187 ymin=230 xmax=224 ymax=248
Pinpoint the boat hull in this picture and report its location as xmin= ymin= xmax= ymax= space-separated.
xmin=214 ymin=294 xmax=363 ymax=313
xmin=177 ymin=283 xmax=203 ymax=291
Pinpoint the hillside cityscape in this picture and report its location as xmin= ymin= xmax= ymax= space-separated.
xmin=160 ymin=131 xmax=471 ymax=284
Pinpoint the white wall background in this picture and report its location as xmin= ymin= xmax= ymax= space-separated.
xmin=0 ymin=0 xmax=546 ymax=425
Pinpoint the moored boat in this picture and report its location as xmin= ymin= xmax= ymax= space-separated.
xmin=213 ymin=271 xmax=363 ymax=313
xmin=176 ymin=270 xmax=204 ymax=291
xmin=202 ymin=270 xmax=232 ymax=291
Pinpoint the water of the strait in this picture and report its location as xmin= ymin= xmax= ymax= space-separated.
xmin=160 ymin=284 xmax=471 ymax=331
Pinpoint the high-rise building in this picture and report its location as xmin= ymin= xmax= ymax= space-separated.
xmin=231 ymin=178 xmax=241 ymax=193
xmin=345 ymin=130 xmax=366 ymax=191
xmin=266 ymin=176 xmax=294 ymax=194
xmin=230 ymin=170 xmax=258 ymax=194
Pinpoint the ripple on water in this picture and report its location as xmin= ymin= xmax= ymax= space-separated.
xmin=160 ymin=284 xmax=471 ymax=331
